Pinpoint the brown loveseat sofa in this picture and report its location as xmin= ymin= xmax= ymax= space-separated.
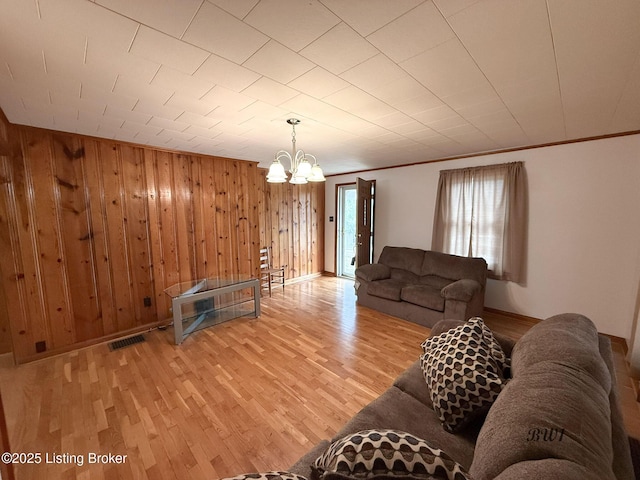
xmin=287 ymin=314 xmax=634 ymax=480
xmin=355 ymin=246 xmax=487 ymax=327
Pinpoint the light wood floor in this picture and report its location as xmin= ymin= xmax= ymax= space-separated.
xmin=1 ymin=276 xmax=639 ymax=480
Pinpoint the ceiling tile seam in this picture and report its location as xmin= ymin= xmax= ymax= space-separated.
xmin=360 ymin=0 xmax=428 ymax=38
xmin=41 ymin=50 xmax=48 ymax=75
xmin=317 ymin=0 xmax=427 ymax=40
xmin=117 ymin=16 xmax=364 ymax=103
xmin=90 ymin=1 xmax=185 ymax=56
xmin=5 ymin=63 xmax=15 ymax=81
xmin=242 ymin=4 xmax=339 ymax=55
xmin=296 ymin=22 xmax=377 ymax=76
xmin=334 ymin=69 xmax=447 ymax=131
xmin=110 ymin=75 xmax=119 ymax=94
xmin=181 ymin=8 xmax=271 ymax=66
xmin=544 ymin=0 xmax=567 ymax=140
xmin=263 ymin=80 xmax=466 ymax=152
xmin=287 ymin=29 xmax=335 ymax=55
xmin=19 ymin=98 xmax=28 ymax=114
xmin=307 ymin=72 xmax=469 ymax=149
xmin=158 ymin=93 xmax=187 ymax=125
xmin=179 ymin=0 xmax=207 ymax=40
xmin=435 ymin=0 xmax=478 ymax=20
xmin=241 ymin=0 xmax=262 ymax=21
xmin=192 ymin=54 xmax=217 ymax=87
xmin=240 ymin=38 xmax=314 ymax=83
xmin=127 ymin=24 xmax=142 ymax=54
xmin=292 ymin=11 xmax=490 ymax=142
xmin=239 ymin=76 xmax=269 ymax=100
xmin=429 ymin=1 xmax=531 ymax=145
xmin=105 ymin=6 xmax=219 ymax=73
xmin=149 ymin=65 xmax=163 ymax=86
xmin=315 ymin=1 xmax=346 ymax=31
xmin=268 ymin=89 xmax=384 ymax=139
xmin=198 ymin=98 xmax=219 ymax=118
xmin=271 ymin=39 xmax=452 ymax=135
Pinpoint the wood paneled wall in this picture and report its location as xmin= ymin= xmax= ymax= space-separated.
xmin=0 ymin=112 xmax=325 ymax=363
xmin=0 ymin=114 xmax=14 ymax=357
xmin=258 ymin=171 xmax=325 ymax=280
xmin=0 ymin=119 xmax=260 ymax=362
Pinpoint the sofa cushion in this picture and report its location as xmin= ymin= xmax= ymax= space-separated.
xmin=390 ymin=268 xmax=420 ymax=284
xmin=366 ymin=279 xmax=405 ymax=301
xmin=330 ymin=387 xmax=479 ymax=471
xmin=312 ymin=429 xmax=471 ymax=480
xmin=510 ymin=313 xmax=610 ymax=390
xmin=400 ymin=285 xmax=445 ymax=311
xmin=419 ymin=275 xmax=451 ymax=290
xmin=492 ymin=460 xmax=598 ymax=480
xmin=420 ymin=251 xmax=487 ymax=285
xmin=393 ymin=361 xmax=433 ymax=408
xmin=420 ymin=318 xmax=507 ymax=432
xmin=378 ymin=247 xmax=426 ymax=276
xmin=356 ymin=263 xmax=391 ymax=282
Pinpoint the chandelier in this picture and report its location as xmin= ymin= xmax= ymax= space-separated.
xmin=266 ymin=118 xmax=325 ymax=184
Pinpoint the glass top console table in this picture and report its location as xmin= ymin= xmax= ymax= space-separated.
xmin=164 ymin=276 xmax=261 ymax=345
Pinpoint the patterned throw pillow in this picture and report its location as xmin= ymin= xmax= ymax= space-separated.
xmin=420 ymin=317 xmax=507 ymax=433
xmin=475 ymin=317 xmax=510 ymax=376
xmin=221 ymin=473 xmax=308 ymax=480
xmin=312 ymin=429 xmax=470 ymax=480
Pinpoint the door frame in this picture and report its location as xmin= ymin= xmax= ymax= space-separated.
xmin=333 ymin=179 xmax=376 ymax=275
xmin=334 ymin=182 xmax=356 ymax=278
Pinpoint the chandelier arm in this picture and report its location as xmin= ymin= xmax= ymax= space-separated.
xmin=275 ymin=150 xmax=298 ymax=175
xmin=275 ymin=150 xmax=293 ymax=159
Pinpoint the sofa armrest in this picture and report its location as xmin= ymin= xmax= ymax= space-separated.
xmin=355 ymin=263 xmax=391 ymax=282
xmin=441 ymin=278 xmax=481 ymax=302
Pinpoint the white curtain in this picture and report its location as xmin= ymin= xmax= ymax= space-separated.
xmin=432 ymin=162 xmax=527 ymax=283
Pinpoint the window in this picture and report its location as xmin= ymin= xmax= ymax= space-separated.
xmin=431 ymin=162 xmax=527 ymax=283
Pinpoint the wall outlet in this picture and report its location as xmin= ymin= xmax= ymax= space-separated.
xmin=143 ymin=297 xmax=152 ymax=307
xmin=35 ymin=341 xmax=46 ymax=353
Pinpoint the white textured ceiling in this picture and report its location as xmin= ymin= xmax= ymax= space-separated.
xmin=1 ymin=0 xmax=639 ymax=175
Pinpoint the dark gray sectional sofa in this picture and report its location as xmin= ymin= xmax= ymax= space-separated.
xmin=288 ymin=314 xmax=634 ymax=480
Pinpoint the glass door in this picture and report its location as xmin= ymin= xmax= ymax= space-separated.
xmin=336 ymin=184 xmax=357 ymax=278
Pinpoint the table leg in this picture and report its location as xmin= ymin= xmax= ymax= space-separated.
xmin=173 ymin=297 xmax=183 ymax=345
xmin=254 ymin=281 xmax=261 ymax=317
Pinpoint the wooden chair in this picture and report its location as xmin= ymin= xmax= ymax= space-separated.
xmin=259 ymin=247 xmax=285 ymax=297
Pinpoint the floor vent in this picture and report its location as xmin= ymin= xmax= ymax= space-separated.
xmin=108 ymin=334 xmax=145 ymax=351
